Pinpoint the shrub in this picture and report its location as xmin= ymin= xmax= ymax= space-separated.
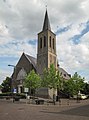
xmin=0 ymin=92 xmax=26 ymax=99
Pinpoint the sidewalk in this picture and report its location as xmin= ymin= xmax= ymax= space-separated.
xmin=0 ymin=97 xmax=89 ymax=107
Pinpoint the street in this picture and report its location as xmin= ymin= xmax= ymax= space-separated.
xmin=0 ymin=99 xmax=89 ymax=120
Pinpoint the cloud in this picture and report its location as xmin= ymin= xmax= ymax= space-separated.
xmin=0 ymin=0 xmax=89 ymax=83
xmin=56 ymin=24 xmax=89 ymax=80
xmin=0 ymin=68 xmax=14 ymax=84
xmin=70 ymin=21 xmax=89 ymax=44
xmin=55 ymin=25 xmax=71 ymax=35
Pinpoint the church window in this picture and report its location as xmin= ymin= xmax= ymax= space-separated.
xmin=53 ymin=56 xmax=56 ymax=65
xmin=60 ymin=72 xmax=62 ymax=75
xmin=44 ymin=36 xmax=46 ymax=47
xmin=49 ymin=36 xmax=51 ymax=47
xmin=17 ymin=68 xmax=27 ymax=80
xmin=50 ymin=54 xmax=52 ymax=64
xmin=64 ymin=74 xmax=66 ymax=77
xmin=40 ymin=38 xmax=42 ymax=48
xmin=53 ymin=38 xmax=54 ymax=49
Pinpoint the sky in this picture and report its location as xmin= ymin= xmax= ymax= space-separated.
xmin=0 ymin=0 xmax=89 ymax=84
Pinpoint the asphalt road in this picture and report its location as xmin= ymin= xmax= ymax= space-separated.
xmin=0 ymin=99 xmax=89 ymax=120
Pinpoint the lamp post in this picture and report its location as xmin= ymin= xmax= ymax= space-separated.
xmin=8 ymin=64 xmax=15 ymax=67
xmin=8 ymin=64 xmax=25 ymax=94
xmin=8 ymin=64 xmax=17 ymax=93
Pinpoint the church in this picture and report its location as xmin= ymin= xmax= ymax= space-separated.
xmin=11 ymin=10 xmax=71 ymax=97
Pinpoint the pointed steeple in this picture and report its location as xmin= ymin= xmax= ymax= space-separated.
xmin=42 ymin=10 xmax=51 ymax=31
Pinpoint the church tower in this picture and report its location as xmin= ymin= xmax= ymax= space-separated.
xmin=37 ymin=10 xmax=57 ymax=75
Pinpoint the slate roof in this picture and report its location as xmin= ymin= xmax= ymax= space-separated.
xmin=25 ymin=53 xmax=70 ymax=80
xmin=25 ymin=53 xmax=37 ymax=69
xmin=58 ymin=67 xmax=71 ymax=80
xmin=42 ymin=10 xmax=51 ymax=31
xmin=22 ymin=53 xmax=71 ymax=80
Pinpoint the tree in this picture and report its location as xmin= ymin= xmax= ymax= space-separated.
xmin=56 ymin=70 xmax=64 ymax=98
xmin=1 ymin=77 xmax=11 ymax=93
xmin=63 ymin=72 xmax=85 ymax=97
xmin=42 ymin=64 xmax=58 ymax=89
xmin=56 ymin=70 xmax=62 ymax=90
xmin=82 ymin=82 xmax=89 ymax=94
xmin=24 ymin=70 xmax=41 ymax=96
xmin=0 ymin=85 xmax=2 ymax=92
xmin=0 ymin=85 xmax=2 ymax=89
xmin=41 ymin=68 xmax=51 ymax=88
xmin=72 ymin=72 xmax=85 ymax=95
xmin=63 ymin=78 xmax=75 ymax=97
xmin=48 ymin=64 xmax=58 ymax=90
xmin=42 ymin=64 xmax=62 ymax=104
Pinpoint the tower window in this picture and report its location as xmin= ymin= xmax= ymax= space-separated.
xmin=53 ymin=38 xmax=54 ymax=49
xmin=44 ymin=36 xmax=46 ymax=47
xmin=49 ymin=36 xmax=51 ymax=47
xmin=50 ymin=54 xmax=52 ymax=64
xmin=53 ymin=56 xmax=56 ymax=65
xmin=40 ymin=38 xmax=42 ymax=48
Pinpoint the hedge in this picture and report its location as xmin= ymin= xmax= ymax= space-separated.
xmin=0 ymin=92 xmax=26 ymax=99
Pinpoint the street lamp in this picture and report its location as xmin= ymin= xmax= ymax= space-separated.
xmin=8 ymin=64 xmax=17 ymax=93
xmin=8 ymin=64 xmax=25 ymax=94
xmin=8 ymin=64 xmax=15 ymax=67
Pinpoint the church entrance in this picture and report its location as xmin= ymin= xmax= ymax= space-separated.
xmin=18 ymin=85 xmax=23 ymax=93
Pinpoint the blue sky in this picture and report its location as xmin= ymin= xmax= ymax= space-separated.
xmin=0 ymin=0 xmax=89 ymax=84
xmin=71 ymin=20 xmax=89 ymax=44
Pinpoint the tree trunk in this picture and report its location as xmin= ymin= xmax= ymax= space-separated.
xmin=53 ymin=88 xmax=56 ymax=105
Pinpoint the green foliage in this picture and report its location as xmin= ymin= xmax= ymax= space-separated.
xmin=1 ymin=77 xmax=11 ymax=93
xmin=24 ymin=70 xmax=41 ymax=94
xmin=72 ymin=72 xmax=85 ymax=94
xmin=42 ymin=64 xmax=62 ymax=103
xmin=0 ymin=92 xmax=26 ymax=99
xmin=48 ymin=64 xmax=57 ymax=89
xmin=63 ymin=78 xmax=75 ymax=96
xmin=42 ymin=64 xmax=56 ymax=89
xmin=42 ymin=64 xmax=62 ymax=90
xmin=42 ymin=68 xmax=50 ymax=88
xmin=63 ymin=72 xmax=85 ymax=96
xmin=82 ymin=82 xmax=89 ymax=94
xmin=0 ymin=85 xmax=2 ymax=89
xmin=56 ymin=70 xmax=62 ymax=90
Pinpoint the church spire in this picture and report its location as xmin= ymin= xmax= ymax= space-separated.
xmin=42 ymin=10 xmax=51 ymax=31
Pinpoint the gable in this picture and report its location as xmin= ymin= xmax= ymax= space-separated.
xmin=15 ymin=53 xmax=36 ymax=76
xmin=17 ymin=68 xmax=27 ymax=80
xmin=59 ymin=67 xmax=71 ymax=80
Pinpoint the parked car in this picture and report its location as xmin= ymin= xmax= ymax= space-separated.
xmin=73 ymin=94 xmax=88 ymax=100
xmin=79 ymin=94 xmax=88 ymax=100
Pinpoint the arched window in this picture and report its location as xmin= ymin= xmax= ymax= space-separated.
xmin=44 ymin=36 xmax=46 ymax=47
xmin=17 ymin=68 xmax=27 ymax=80
xmin=40 ymin=38 xmax=42 ymax=48
xmin=53 ymin=38 xmax=54 ymax=49
xmin=49 ymin=36 xmax=51 ymax=47
xmin=50 ymin=54 xmax=52 ymax=64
